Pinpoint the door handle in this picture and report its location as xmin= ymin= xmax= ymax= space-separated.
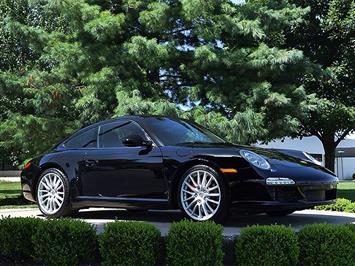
xmin=85 ymin=159 xmax=98 ymax=167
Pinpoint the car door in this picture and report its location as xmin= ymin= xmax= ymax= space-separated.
xmin=80 ymin=120 xmax=167 ymax=200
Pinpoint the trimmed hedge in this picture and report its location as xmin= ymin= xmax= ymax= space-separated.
xmin=32 ymin=219 xmax=97 ymax=266
xmin=99 ymin=221 xmax=160 ymax=266
xmin=0 ymin=217 xmax=43 ymax=261
xmin=1 ymin=217 xmax=355 ymax=266
xmin=346 ymin=223 xmax=355 ymax=233
xmin=166 ymin=220 xmax=223 ymax=266
xmin=298 ymin=223 xmax=355 ymax=266
xmin=235 ymin=225 xmax=299 ymax=266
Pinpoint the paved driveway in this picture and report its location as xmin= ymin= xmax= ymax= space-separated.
xmin=1 ymin=208 xmax=354 ymax=236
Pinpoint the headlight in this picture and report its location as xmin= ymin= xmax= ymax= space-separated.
xmin=303 ymin=152 xmax=322 ymax=166
xmin=240 ymin=150 xmax=271 ymax=170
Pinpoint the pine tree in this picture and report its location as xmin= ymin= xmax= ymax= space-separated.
xmin=0 ymin=0 xmax=312 ymax=166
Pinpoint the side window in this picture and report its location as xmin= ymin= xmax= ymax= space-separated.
xmin=99 ymin=121 xmax=148 ymax=148
xmin=65 ymin=127 xmax=98 ymax=148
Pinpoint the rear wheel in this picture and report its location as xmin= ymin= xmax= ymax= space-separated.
xmin=36 ymin=168 xmax=72 ymax=218
xmin=178 ymin=165 xmax=228 ymax=222
xmin=266 ymin=210 xmax=295 ymax=217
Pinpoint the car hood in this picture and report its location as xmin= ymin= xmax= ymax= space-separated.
xmin=175 ymin=142 xmax=336 ymax=177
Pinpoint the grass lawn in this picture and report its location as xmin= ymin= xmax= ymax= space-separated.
xmin=0 ymin=181 xmax=36 ymax=209
xmin=337 ymin=180 xmax=355 ymax=201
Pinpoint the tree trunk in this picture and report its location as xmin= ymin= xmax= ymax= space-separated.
xmin=321 ymin=137 xmax=336 ymax=172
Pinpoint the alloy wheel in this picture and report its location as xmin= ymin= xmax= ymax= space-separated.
xmin=180 ymin=169 xmax=221 ymax=221
xmin=37 ymin=172 xmax=65 ymax=215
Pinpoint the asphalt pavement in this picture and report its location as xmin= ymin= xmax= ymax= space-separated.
xmin=1 ymin=207 xmax=354 ymax=236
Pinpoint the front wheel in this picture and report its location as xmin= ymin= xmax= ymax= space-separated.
xmin=178 ymin=165 xmax=228 ymax=222
xmin=36 ymin=168 xmax=72 ymax=218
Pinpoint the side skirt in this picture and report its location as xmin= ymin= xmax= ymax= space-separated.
xmin=71 ymin=196 xmax=170 ymax=210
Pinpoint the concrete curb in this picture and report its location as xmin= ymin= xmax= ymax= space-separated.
xmin=0 ymin=177 xmax=21 ymax=182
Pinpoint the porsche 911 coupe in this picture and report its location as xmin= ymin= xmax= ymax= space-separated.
xmin=21 ymin=116 xmax=338 ymax=221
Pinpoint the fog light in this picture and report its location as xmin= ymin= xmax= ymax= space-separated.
xmin=266 ymin=177 xmax=295 ymax=185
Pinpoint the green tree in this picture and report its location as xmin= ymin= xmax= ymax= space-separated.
xmin=0 ymin=0 xmax=79 ymax=167
xmin=0 ymin=0 xmax=310 ymax=167
xmin=285 ymin=0 xmax=355 ymax=171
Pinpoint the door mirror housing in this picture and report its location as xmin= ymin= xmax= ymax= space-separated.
xmin=122 ymin=135 xmax=152 ymax=147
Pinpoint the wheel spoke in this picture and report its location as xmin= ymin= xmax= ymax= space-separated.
xmin=182 ymin=189 xmax=194 ymax=195
xmin=185 ymin=183 xmax=197 ymax=192
xmin=186 ymin=198 xmax=198 ymax=209
xmin=183 ymin=195 xmax=194 ymax=202
xmin=45 ymin=176 xmax=51 ymax=187
xmin=54 ymin=178 xmax=61 ymax=189
xmin=202 ymin=202 xmax=208 ymax=216
xmin=208 ymin=185 xmax=218 ymax=191
xmin=202 ymin=172 xmax=207 ymax=186
xmin=49 ymin=174 xmax=54 ymax=187
xmin=206 ymin=193 xmax=220 ymax=197
xmin=205 ymin=201 xmax=214 ymax=213
xmin=41 ymin=182 xmax=50 ymax=190
xmin=40 ymin=193 xmax=51 ymax=198
xmin=46 ymin=199 xmax=50 ymax=211
xmin=189 ymin=175 xmax=198 ymax=187
xmin=205 ymin=176 xmax=213 ymax=187
xmin=54 ymin=198 xmax=61 ymax=207
xmin=56 ymin=195 xmax=64 ymax=201
xmin=206 ymin=198 xmax=219 ymax=204
xmin=42 ymin=197 xmax=49 ymax=203
xmin=191 ymin=203 xmax=198 ymax=216
xmin=197 ymin=172 xmax=201 ymax=186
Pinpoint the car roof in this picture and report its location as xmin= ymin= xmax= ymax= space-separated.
xmin=57 ymin=115 xmax=178 ymax=146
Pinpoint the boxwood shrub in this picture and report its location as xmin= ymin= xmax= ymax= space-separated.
xmin=346 ymin=223 xmax=355 ymax=233
xmin=298 ymin=224 xmax=355 ymax=266
xmin=0 ymin=217 xmax=43 ymax=261
xmin=315 ymin=198 xmax=352 ymax=212
xmin=235 ymin=225 xmax=299 ymax=266
xmin=166 ymin=220 xmax=223 ymax=266
xmin=99 ymin=221 xmax=160 ymax=266
xmin=32 ymin=219 xmax=97 ymax=266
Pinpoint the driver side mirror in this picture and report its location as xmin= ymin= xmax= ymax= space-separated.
xmin=122 ymin=135 xmax=152 ymax=147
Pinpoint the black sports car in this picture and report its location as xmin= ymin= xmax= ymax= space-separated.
xmin=21 ymin=116 xmax=338 ymax=221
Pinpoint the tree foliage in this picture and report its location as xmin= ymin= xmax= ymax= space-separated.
xmin=1 ymin=0 xmax=348 ymax=169
xmin=284 ymin=0 xmax=355 ymax=170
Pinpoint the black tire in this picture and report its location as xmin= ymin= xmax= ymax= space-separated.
xmin=178 ymin=165 xmax=228 ymax=223
xmin=266 ymin=210 xmax=295 ymax=217
xmin=36 ymin=168 xmax=72 ymax=218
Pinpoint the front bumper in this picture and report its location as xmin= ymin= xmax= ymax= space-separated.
xmin=231 ymin=180 xmax=337 ymax=211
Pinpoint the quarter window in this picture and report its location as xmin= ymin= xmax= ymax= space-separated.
xmin=98 ymin=121 xmax=148 ymax=148
xmin=65 ymin=127 xmax=98 ymax=148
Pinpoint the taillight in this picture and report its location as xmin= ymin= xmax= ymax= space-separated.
xmin=23 ymin=160 xmax=32 ymax=170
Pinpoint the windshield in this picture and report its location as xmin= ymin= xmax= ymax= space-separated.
xmin=144 ymin=117 xmax=226 ymax=146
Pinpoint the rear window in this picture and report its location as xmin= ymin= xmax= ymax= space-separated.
xmin=64 ymin=127 xmax=98 ymax=148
